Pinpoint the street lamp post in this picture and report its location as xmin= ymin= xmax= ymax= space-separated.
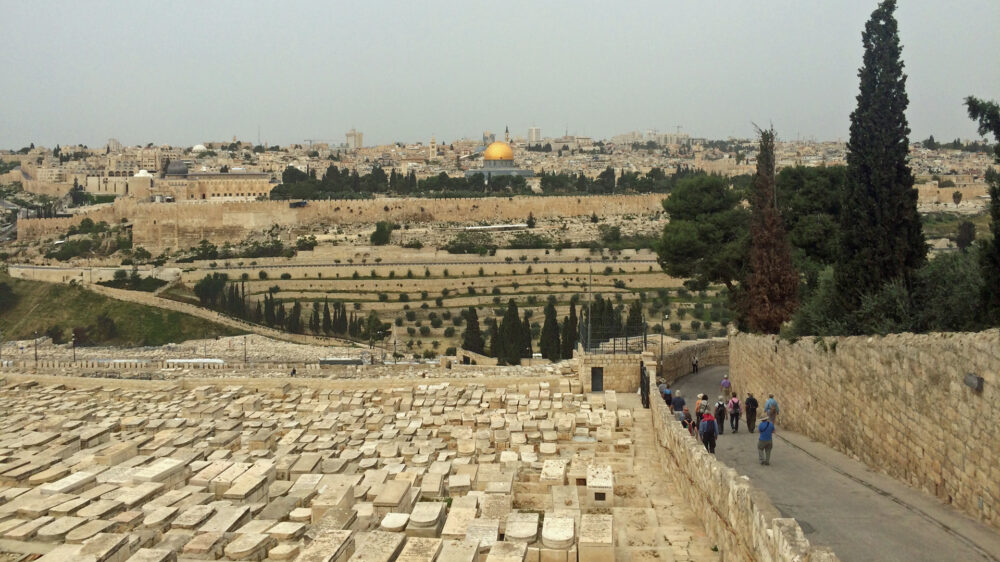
xmin=243 ymin=336 xmax=247 ymax=365
xmin=660 ymin=314 xmax=668 ymax=378
xmin=33 ymin=331 xmax=38 ymax=367
xmin=72 ymin=333 xmax=76 ymax=362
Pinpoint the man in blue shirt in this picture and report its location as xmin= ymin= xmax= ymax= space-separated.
xmin=671 ymin=391 xmax=685 ymax=412
xmin=757 ymin=418 xmax=775 ymax=465
xmin=763 ymin=394 xmax=779 ymax=422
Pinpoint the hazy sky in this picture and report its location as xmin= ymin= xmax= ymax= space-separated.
xmin=1 ymin=1 xmax=998 ymax=149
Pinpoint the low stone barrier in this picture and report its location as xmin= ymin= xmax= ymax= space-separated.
xmin=649 ymin=340 xmax=840 ymax=561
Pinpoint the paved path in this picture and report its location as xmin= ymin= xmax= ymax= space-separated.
xmin=668 ymin=365 xmax=1000 ymax=562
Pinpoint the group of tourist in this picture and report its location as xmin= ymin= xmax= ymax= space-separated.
xmin=657 ymin=373 xmax=781 ymax=465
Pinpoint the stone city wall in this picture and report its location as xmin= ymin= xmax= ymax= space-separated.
xmin=729 ymin=330 xmax=1000 ymax=530
xmin=17 ymin=194 xmax=665 ymax=250
xmin=649 ymin=341 xmax=839 ymax=562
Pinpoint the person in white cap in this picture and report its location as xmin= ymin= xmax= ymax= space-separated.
xmin=720 ymin=373 xmax=731 ymax=397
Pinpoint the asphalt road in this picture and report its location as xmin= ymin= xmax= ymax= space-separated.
xmin=669 ymin=365 xmax=1000 ymax=562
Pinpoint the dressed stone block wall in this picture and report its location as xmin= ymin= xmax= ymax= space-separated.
xmin=577 ymin=352 xmax=654 ymax=392
xmin=729 ymin=330 xmax=1000 ymax=530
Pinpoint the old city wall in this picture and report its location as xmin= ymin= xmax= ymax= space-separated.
xmin=728 ymin=330 xmax=1000 ymax=530
xmin=647 ymin=340 xmax=839 ymax=561
xmin=16 ymin=204 xmax=124 ymax=241
xmin=17 ymin=194 xmax=664 ymax=251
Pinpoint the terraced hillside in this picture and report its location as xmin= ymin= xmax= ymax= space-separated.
xmin=169 ymin=247 xmax=732 ymax=359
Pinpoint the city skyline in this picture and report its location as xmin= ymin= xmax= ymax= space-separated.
xmin=1 ymin=0 xmax=998 ymax=148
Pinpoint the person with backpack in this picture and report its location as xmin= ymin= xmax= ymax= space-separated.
xmin=699 ymin=412 xmax=719 ymax=453
xmin=764 ymin=394 xmax=780 ymax=422
xmin=713 ymin=396 xmax=727 ymax=435
xmin=757 ymin=417 xmax=775 ymax=465
xmin=662 ymin=384 xmax=672 ymax=408
xmin=745 ymin=392 xmax=759 ymax=433
xmin=727 ymin=392 xmax=741 ymax=433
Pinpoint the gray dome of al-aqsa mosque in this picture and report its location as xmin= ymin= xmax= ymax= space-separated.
xmin=165 ymin=160 xmax=189 ymax=176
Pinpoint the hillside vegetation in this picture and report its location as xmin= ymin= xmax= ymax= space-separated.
xmin=0 ymin=274 xmax=242 ymax=346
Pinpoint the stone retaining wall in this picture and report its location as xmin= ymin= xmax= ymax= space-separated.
xmin=657 ymin=338 xmax=730 ymax=382
xmin=728 ymin=330 xmax=1000 ymax=530
xmin=649 ymin=340 xmax=839 ymax=561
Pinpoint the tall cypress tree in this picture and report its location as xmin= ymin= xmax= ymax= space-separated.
xmin=496 ymin=300 xmax=522 ymax=365
xmin=461 ymin=307 xmax=485 ymax=354
xmin=965 ymin=97 xmax=1000 ymax=326
xmin=560 ymin=302 xmax=578 ymax=358
xmin=322 ymin=301 xmax=332 ymax=334
xmin=539 ymin=302 xmax=561 ymax=361
xmin=744 ymin=128 xmax=799 ymax=333
xmin=835 ymin=0 xmax=925 ymax=320
xmin=310 ymin=301 xmax=321 ymax=333
xmin=625 ymin=301 xmax=644 ymax=337
xmin=521 ymin=311 xmax=533 ymax=359
xmin=287 ymin=301 xmax=303 ymax=334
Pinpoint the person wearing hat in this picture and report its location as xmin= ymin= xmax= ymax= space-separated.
xmin=764 ymin=393 xmax=780 ymax=423
xmin=720 ymin=374 xmax=731 ymax=397
xmin=757 ymin=415 xmax=775 ymax=465
xmin=713 ymin=395 xmax=728 ymax=434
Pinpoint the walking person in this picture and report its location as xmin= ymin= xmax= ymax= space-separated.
xmin=691 ymin=355 xmax=699 ymax=373
xmin=659 ymin=383 xmax=673 ymax=408
xmin=764 ymin=394 xmax=780 ymax=422
xmin=720 ymin=374 xmax=731 ymax=397
xmin=745 ymin=392 xmax=759 ymax=433
xmin=757 ymin=417 xmax=775 ymax=465
xmin=699 ymin=412 xmax=719 ymax=454
xmin=671 ymin=391 xmax=685 ymax=417
xmin=714 ymin=396 xmax=727 ymax=435
xmin=727 ymin=392 xmax=741 ymax=433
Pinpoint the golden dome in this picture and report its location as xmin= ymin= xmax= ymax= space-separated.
xmin=482 ymin=141 xmax=514 ymax=161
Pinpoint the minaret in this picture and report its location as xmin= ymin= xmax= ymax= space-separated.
xmin=505 ymin=126 xmax=510 ymax=144
xmin=429 ymin=136 xmax=437 ymax=159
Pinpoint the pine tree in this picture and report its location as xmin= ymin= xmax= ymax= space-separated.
xmin=835 ymin=0 xmax=925 ymax=322
xmin=743 ymin=128 xmax=799 ymax=333
xmin=322 ymin=301 xmax=332 ymax=334
xmin=461 ymin=307 xmax=485 ymax=354
xmin=539 ymin=302 xmax=561 ymax=361
xmin=965 ymin=97 xmax=1000 ymax=326
xmin=560 ymin=302 xmax=579 ymax=358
